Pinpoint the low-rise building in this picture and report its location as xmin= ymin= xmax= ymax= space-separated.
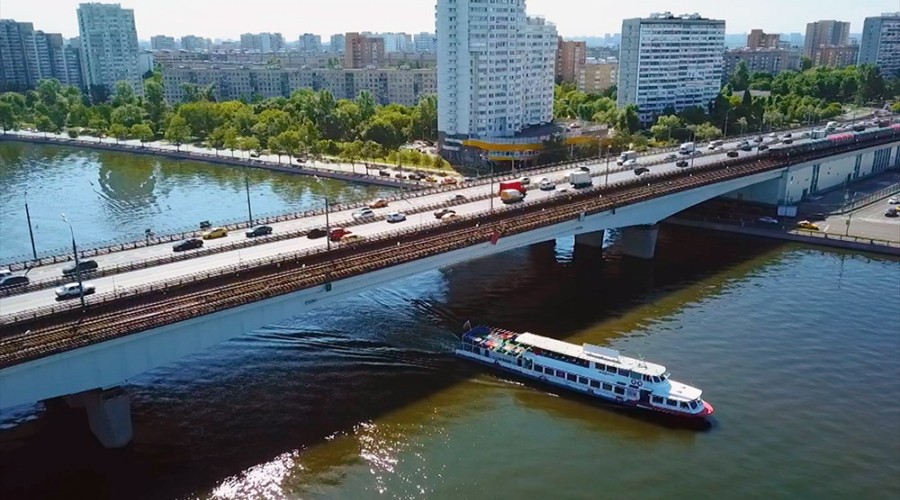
xmin=723 ymin=48 xmax=800 ymax=80
xmin=161 ymin=64 xmax=436 ymax=106
xmin=577 ymin=61 xmax=618 ymax=93
xmin=180 ymin=35 xmax=210 ymax=52
xmin=151 ymin=35 xmax=176 ymax=51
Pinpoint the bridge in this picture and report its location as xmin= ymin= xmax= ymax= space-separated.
xmin=1 ymin=128 xmax=898 ymax=448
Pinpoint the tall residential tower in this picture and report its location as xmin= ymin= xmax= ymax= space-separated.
xmin=858 ymin=13 xmax=900 ymax=78
xmin=77 ymin=3 xmax=142 ymax=96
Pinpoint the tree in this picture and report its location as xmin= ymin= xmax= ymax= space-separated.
xmin=736 ymin=117 xmax=749 ymax=136
xmin=268 ymin=134 xmax=285 ymax=163
xmin=251 ymin=108 xmax=291 ymax=147
xmin=35 ymin=114 xmax=56 ymax=136
xmin=730 ymin=62 xmax=750 ymax=91
xmin=0 ymin=102 xmax=19 ymax=132
xmin=111 ymin=81 xmax=136 ymax=107
xmin=615 ymin=104 xmax=641 ymax=135
xmin=356 ymin=91 xmax=377 ymax=121
xmin=111 ymin=103 xmax=145 ymax=128
xmin=275 ymin=129 xmax=302 ymax=162
xmin=339 ymin=140 xmax=363 ymax=172
xmin=143 ymin=78 xmax=168 ymax=132
xmin=239 ymin=136 xmax=260 ymax=158
xmin=131 ymin=123 xmax=153 ymax=146
xmin=223 ymin=127 xmax=240 ymax=157
xmin=164 ymin=114 xmax=191 ymax=151
xmin=649 ymin=115 xmax=683 ymax=142
xmin=800 ymin=57 xmax=813 ymax=71
xmin=109 ymin=123 xmax=129 ymax=143
xmin=690 ymin=122 xmax=722 ymax=141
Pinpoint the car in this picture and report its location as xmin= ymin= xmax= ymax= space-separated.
xmin=55 ymin=282 xmax=96 ymax=300
xmin=783 ymin=139 xmax=794 ymax=144
xmin=441 ymin=177 xmax=458 ymax=185
xmin=329 ymin=227 xmax=351 ymax=241
xmin=519 ymin=177 xmax=531 ymax=186
xmin=676 ymin=160 xmax=689 ymax=168
xmin=462 ymin=177 xmax=476 ymax=183
xmin=406 ymin=173 xmax=422 ymax=181
xmin=249 ymin=152 xmax=260 ymax=158
xmin=888 ymin=197 xmax=899 ymax=204
xmin=805 ymin=212 xmax=827 ymax=222
xmin=378 ymin=170 xmax=391 ymax=177
xmin=173 ymin=238 xmax=204 ymax=252
xmin=394 ymin=173 xmax=406 ymax=179
xmin=538 ymin=177 xmax=556 ymax=191
xmin=800 ymin=131 xmax=810 ymax=138
xmin=341 ymin=234 xmax=366 ymax=244
xmin=202 ymin=227 xmax=228 ymax=240
xmin=441 ymin=214 xmax=461 ymax=223
xmin=633 ymin=167 xmax=650 ymax=176
xmin=783 ymin=133 xmax=793 ymax=139
xmin=352 ymin=208 xmax=376 ymax=220
xmin=665 ymin=153 xmax=678 ymax=161
xmin=758 ymin=144 xmax=769 ymax=151
xmin=434 ymin=208 xmax=456 ymax=219
xmin=578 ymin=166 xmax=591 ymax=172
xmin=307 ymin=228 xmax=328 ymax=239
xmin=727 ymin=150 xmax=739 ymax=158
xmin=0 ymin=268 xmax=11 ymax=279
xmin=62 ymin=259 xmax=98 ymax=276
xmin=797 ymin=220 xmax=820 ymax=231
xmin=885 ymin=208 xmax=899 ymax=218
xmin=369 ymin=198 xmax=389 ymax=209
xmin=713 ymin=146 xmax=725 ymax=151
xmin=424 ymin=176 xmax=439 ymax=183
xmin=0 ymin=275 xmax=30 ymax=289
xmin=245 ymin=225 xmax=273 ymax=238
xmin=448 ymin=194 xmax=467 ymax=203
xmin=386 ymin=212 xmax=407 ymax=223
xmin=758 ymin=216 xmax=779 ymax=224
xmin=740 ymin=145 xmax=753 ymax=152
xmin=624 ymin=159 xmax=638 ymax=167
xmin=752 ymin=137 xmax=763 ymax=143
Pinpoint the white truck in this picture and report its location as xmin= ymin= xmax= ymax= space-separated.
xmin=616 ymin=150 xmax=638 ymax=165
xmin=825 ymin=121 xmax=838 ymax=130
xmin=810 ymin=129 xmax=827 ymax=139
xmin=679 ymin=142 xmax=696 ymax=155
xmin=500 ymin=189 xmax=525 ymax=204
xmin=567 ymin=171 xmax=592 ymax=189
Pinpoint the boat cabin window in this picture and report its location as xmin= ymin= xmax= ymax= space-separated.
xmin=595 ymin=363 xmax=606 ymax=372
xmin=567 ymin=373 xmax=577 ymax=382
xmin=544 ymin=367 xmax=554 ymax=374
xmin=533 ymin=364 xmax=543 ymax=372
xmin=642 ymin=375 xmax=652 ymax=382
xmin=619 ymin=369 xmax=631 ymax=378
xmin=602 ymin=383 xmax=613 ymax=391
xmin=556 ymin=370 xmax=566 ymax=378
xmin=680 ymin=402 xmax=690 ymax=409
xmin=652 ymin=396 xmax=664 ymax=404
xmin=666 ymin=398 xmax=678 ymax=406
xmin=590 ymin=380 xmax=601 ymax=389
xmin=578 ymin=376 xmax=589 ymax=385
xmin=689 ymin=401 xmax=698 ymax=410
xmin=614 ymin=386 xmax=625 ymax=395
xmin=652 ymin=376 xmax=661 ymax=383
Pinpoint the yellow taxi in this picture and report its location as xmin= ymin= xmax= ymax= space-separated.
xmin=202 ymin=227 xmax=229 ymax=239
xmin=796 ymin=220 xmax=820 ymax=231
xmin=425 ymin=175 xmax=439 ymax=183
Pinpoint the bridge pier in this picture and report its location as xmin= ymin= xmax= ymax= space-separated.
xmin=574 ymin=230 xmax=606 ymax=249
xmin=64 ymin=387 xmax=133 ymax=449
xmin=620 ymin=225 xmax=659 ymax=260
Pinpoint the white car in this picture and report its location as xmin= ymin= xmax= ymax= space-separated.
xmin=448 ymin=194 xmax=467 ymax=203
xmin=385 ymin=212 xmax=407 ymax=223
xmin=0 ymin=268 xmax=11 ymax=279
xmin=623 ymin=159 xmax=638 ymax=167
xmin=888 ymin=197 xmax=899 ymax=205
xmin=352 ymin=208 xmax=376 ymax=219
xmin=56 ymin=282 xmax=96 ymax=300
xmin=519 ymin=177 xmax=531 ymax=186
xmin=758 ymin=216 xmax=779 ymax=224
xmin=538 ymin=177 xmax=556 ymax=191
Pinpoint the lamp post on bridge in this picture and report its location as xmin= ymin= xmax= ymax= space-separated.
xmin=24 ymin=191 xmax=37 ymax=261
xmin=61 ymin=214 xmax=86 ymax=309
xmin=244 ymin=174 xmax=254 ymax=228
xmin=313 ymin=176 xmax=332 ymax=252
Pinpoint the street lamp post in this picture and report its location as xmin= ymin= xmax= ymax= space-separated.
xmin=24 ymin=192 xmax=37 ymax=260
xmin=723 ymin=109 xmax=733 ymax=139
xmin=313 ymin=176 xmax=332 ymax=252
xmin=604 ymin=146 xmax=611 ymax=188
xmin=61 ymin=214 xmax=85 ymax=308
xmin=244 ymin=174 xmax=254 ymax=228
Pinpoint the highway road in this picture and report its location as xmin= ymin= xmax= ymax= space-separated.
xmin=819 ymin=197 xmax=900 ymax=242
xmin=0 ymin=132 xmax=826 ymax=317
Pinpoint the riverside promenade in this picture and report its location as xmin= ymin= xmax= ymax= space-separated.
xmin=0 ymin=129 xmax=450 ymax=189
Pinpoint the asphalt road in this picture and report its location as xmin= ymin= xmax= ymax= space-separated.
xmin=818 ymin=197 xmax=900 ymax=242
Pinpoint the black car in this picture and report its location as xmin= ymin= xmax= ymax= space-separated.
xmin=379 ymin=170 xmax=391 ymax=177
xmin=885 ymin=209 xmax=899 ymax=218
xmin=173 ymin=238 xmax=203 ymax=252
xmin=805 ymin=212 xmax=828 ymax=222
xmin=676 ymin=160 xmax=689 ymax=167
xmin=62 ymin=259 xmax=98 ymax=276
xmin=740 ymin=145 xmax=753 ymax=152
xmin=434 ymin=208 xmax=456 ymax=219
xmin=727 ymin=150 xmax=739 ymax=158
xmin=578 ymin=166 xmax=591 ymax=172
xmin=633 ymin=167 xmax=650 ymax=176
xmin=0 ymin=275 xmax=30 ymax=289
xmin=758 ymin=144 xmax=769 ymax=151
xmin=307 ymin=228 xmax=328 ymax=239
xmin=246 ymin=225 xmax=273 ymax=238
xmin=783 ymin=139 xmax=794 ymax=144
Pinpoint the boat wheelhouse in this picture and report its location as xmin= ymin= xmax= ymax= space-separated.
xmin=456 ymin=325 xmax=714 ymax=418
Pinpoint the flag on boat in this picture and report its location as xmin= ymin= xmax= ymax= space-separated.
xmin=490 ymin=229 xmax=501 ymax=245
xmin=463 ymin=320 xmax=472 ymax=331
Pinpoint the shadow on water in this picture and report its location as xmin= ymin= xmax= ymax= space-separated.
xmin=0 ymin=226 xmax=787 ymax=499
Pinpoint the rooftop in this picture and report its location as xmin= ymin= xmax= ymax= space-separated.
xmin=515 ymin=332 xmax=667 ymax=376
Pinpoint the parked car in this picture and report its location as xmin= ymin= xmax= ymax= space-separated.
xmin=676 ymin=160 xmax=689 ymax=168
xmin=425 ymin=176 xmax=439 ymax=183
xmin=758 ymin=144 xmax=769 ymax=151
xmin=727 ymin=150 xmax=740 ymax=158
xmin=369 ymin=198 xmax=389 ymax=209
xmin=519 ymin=177 xmax=531 ymax=186
xmin=434 ymin=208 xmax=456 ymax=219
xmin=633 ymin=167 xmax=650 ymax=176
xmin=740 ymin=145 xmax=753 ymax=152
xmin=306 ymin=228 xmax=328 ymax=239
xmin=173 ymin=238 xmax=204 ymax=252
xmin=805 ymin=212 xmax=827 ymax=222
xmin=202 ymin=227 xmax=228 ymax=240
xmin=386 ymin=212 xmax=407 ymax=223
xmin=0 ymin=275 xmax=30 ymax=289
xmin=394 ymin=173 xmax=406 ymax=179
xmin=441 ymin=214 xmax=460 ymax=223
xmin=55 ymin=282 xmax=96 ymax=300
xmin=329 ymin=227 xmax=351 ymax=241
xmin=758 ymin=216 xmax=779 ymax=224
xmin=783 ymin=133 xmax=793 ymax=139
xmin=796 ymin=220 xmax=820 ymax=231
xmin=62 ymin=259 xmax=98 ymax=277
xmin=245 ymin=225 xmax=273 ymax=238
xmin=783 ymin=139 xmax=794 ymax=144
xmin=353 ymin=208 xmax=376 ymax=220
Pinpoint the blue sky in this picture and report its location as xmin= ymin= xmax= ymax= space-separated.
xmin=2 ymin=0 xmax=896 ymax=40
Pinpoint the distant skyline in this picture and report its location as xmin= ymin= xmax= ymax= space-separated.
xmin=1 ymin=0 xmax=896 ymax=40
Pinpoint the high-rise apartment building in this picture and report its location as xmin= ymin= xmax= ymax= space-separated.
xmin=858 ymin=13 xmax=900 ymax=78
xmin=814 ymin=44 xmax=859 ymax=68
xmin=618 ymin=12 xmax=725 ymax=123
xmin=180 ymin=35 xmax=209 ymax=52
xmin=329 ymin=34 xmax=345 ymax=53
xmin=299 ymin=33 xmax=322 ymax=52
xmin=150 ymin=35 xmax=176 ymax=51
xmin=345 ymin=32 xmax=384 ymax=68
xmin=803 ymin=20 xmax=850 ymax=59
xmin=723 ymin=48 xmax=800 ymax=81
xmin=747 ymin=29 xmax=781 ymax=49
xmin=1 ymin=19 xmax=83 ymax=91
xmin=240 ymin=32 xmax=284 ymax=52
xmin=77 ymin=3 xmax=142 ymax=96
xmin=413 ymin=32 xmax=437 ymax=52
xmin=556 ymin=38 xmax=586 ymax=83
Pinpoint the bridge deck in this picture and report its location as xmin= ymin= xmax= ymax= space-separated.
xmin=0 ymin=137 xmax=895 ymax=369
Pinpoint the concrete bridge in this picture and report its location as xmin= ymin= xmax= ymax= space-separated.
xmin=1 ymin=131 xmax=898 ymax=448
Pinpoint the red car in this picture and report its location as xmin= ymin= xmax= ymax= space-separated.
xmin=329 ymin=227 xmax=351 ymax=241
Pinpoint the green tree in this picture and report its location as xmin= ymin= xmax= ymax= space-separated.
xmin=356 ymin=91 xmax=377 ymax=121
xmin=111 ymin=81 xmax=136 ymax=107
xmin=800 ymin=57 xmax=813 ymax=71
xmin=0 ymin=102 xmax=19 ymax=132
xmin=239 ymin=136 xmax=260 ymax=158
xmin=690 ymin=122 xmax=722 ymax=141
xmin=109 ymin=123 xmax=129 ymax=143
xmin=35 ymin=114 xmax=57 ymax=135
xmin=222 ymin=127 xmax=240 ymax=157
xmin=111 ymin=103 xmax=145 ymax=128
xmin=251 ymin=108 xmax=291 ymax=147
xmin=649 ymin=115 xmax=683 ymax=142
xmin=143 ymin=78 xmax=168 ymax=132
xmin=164 ymin=114 xmax=191 ymax=151
xmin=275 ymin=129 xmax=302 ymax=162
xmin=730 ymin=62 xmax=750 ymax=91
xmin=131 ymin=123 xmax=153 ymax=146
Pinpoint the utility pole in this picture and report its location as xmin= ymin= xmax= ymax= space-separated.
xmin=61 ymin=214 xmax=85 ymax=309
xmin=25 ymin=192 xmax=37 ymax=260
xmin=314 ymin=176 xmax=331 ymax=252
xmin=244 ymin=174 xmax=253 ymax=227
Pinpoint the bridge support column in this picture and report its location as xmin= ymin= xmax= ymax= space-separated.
xmin=574 ymin=230 xmax=605 ymax=249
xmin=65 ymin=387 xmax=133 ymax=449
xmin=620 ymin=225 xmax=659 ymax=260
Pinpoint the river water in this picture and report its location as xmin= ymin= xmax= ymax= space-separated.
xmin=0 ymin=143 xmax=898 ymax=500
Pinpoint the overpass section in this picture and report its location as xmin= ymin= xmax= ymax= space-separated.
xmin=1 ymin=132 xmax=897 ymax=448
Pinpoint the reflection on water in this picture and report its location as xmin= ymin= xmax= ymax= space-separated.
xmin=0 ymin=142 xmax=395 ymax=261
xmin=0 ymin=205 xmax=898 ymax=497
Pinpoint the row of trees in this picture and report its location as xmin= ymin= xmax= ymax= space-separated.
xmin=0 ymin=72 xmax=448 ymax=169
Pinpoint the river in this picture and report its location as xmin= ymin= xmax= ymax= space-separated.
xmin=0 ymin=143 xmax=898 ymax=499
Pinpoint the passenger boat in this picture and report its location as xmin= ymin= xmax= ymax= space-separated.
xmin=456 ymin=325 xmax=714 ymax=419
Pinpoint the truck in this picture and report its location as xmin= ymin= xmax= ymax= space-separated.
xmin=825 ymin=121 xmax=839 ymax=130
xmin=567 ymin=171 xmax=592 ymax=189
xmin=810 ymin=129 xmax=827 ymax=139
xmin=498 ymin=180 xmax=527 ymax=195
xmin=500 ymin=189 xmax=525 ymax=204
xmin=707 ymin=140 xmax=724 ymax=150
xmin=616 ymin=150 xmax=638 ymax=165
xmin=679 ymin=142 xmax=695 ymax=155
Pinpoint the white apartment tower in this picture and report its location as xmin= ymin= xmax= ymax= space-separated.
xmin=77 ymin=3 xmax=142 ymax=96
xmin=436 ymin=0 xmax=557 ymax=144
xmin=618 ymin=12 xmax=725 ymax=123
